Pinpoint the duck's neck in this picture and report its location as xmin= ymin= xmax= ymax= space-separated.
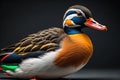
xmin=64 ymin=26 xmax=82 ymax=35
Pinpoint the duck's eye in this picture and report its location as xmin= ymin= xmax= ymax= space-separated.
xmin=77 ymin=13 xmax=82 ymax=16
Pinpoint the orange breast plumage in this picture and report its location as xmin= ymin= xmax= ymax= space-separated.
xmin=54 ymin=33 xmax=93 ymax=67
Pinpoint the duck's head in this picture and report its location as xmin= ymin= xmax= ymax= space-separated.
xmin=63 ymin=5 xmax=107 ymax=34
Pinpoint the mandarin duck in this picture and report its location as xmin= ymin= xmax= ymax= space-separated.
xmin=0 ymin=5 xmax=107 ymax=80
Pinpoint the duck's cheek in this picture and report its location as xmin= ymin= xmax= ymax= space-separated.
xmin=71 ymin=17 xmax=86 ymax=25
xmin=64 ymin=19 xmax=75 ymax=26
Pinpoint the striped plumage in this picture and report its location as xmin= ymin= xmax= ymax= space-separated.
xmin=1 ymin=28 xmax=66 ymax=54
xmin=0 ymin=5 xmax=107 ymax=79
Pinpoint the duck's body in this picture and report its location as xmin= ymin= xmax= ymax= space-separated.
xmin=0 ymin=28 xmax=93 ymax=79
xmin=0 ymin=5 xmax=107 ymax=79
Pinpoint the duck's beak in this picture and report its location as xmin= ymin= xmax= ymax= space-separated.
xmin=84 ymin=18 xmax=107 ymax=31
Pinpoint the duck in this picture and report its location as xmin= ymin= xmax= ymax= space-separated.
xmin=0 ymin=5 xmax=107 ymax=80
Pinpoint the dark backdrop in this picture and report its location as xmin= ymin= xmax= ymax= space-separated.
xmin=0 ymin=0 xmax=119 ymax=69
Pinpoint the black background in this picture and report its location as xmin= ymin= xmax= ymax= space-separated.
xmin=0 ymin=0 xmax=120 ymax=69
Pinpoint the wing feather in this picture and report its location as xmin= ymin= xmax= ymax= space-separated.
xmin=0 ymin=27 xmax=67 ymax=55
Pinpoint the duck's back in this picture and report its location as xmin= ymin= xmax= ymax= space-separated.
xmin=0 ymin=27 xmax=67 ymax=55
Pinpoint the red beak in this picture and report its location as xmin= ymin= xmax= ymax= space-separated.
xmin=84 ymin=18 xmax=107 ymax=31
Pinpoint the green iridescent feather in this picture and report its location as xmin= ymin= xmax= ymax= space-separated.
xmin=1 ymin=64 xmax=19 ymax=72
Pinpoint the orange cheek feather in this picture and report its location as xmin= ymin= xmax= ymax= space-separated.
xmin=54 ymin=34 xmax=93 ymax=67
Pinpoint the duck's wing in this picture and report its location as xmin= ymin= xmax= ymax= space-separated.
xmin=0 ymin=27 xmax=67 ymax=63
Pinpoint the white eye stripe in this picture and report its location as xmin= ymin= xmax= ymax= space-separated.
xmin=64 ymin=9 xmax=86 ymax=19
xmin=65 ymin=14 xmax=77 ymax=20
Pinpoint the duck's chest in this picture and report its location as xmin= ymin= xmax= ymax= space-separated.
xmin=54 ymin=33 xmax=93 ymax=67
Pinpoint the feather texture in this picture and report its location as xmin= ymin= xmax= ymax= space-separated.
xmin=0 ymin=27 xmax=67 ymax=56
xmin=0 ymin=27 xmax=67 ymax=73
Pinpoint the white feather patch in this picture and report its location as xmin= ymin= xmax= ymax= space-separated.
xmin=6 ymin=49 xmax=85 ymax=79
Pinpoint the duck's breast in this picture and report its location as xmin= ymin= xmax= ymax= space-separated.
xmin=54 ymin=33 xmax=93 ymax=67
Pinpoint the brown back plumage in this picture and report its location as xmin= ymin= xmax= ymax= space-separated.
xmin=0 ymin=27 xmax=67 ymax=55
